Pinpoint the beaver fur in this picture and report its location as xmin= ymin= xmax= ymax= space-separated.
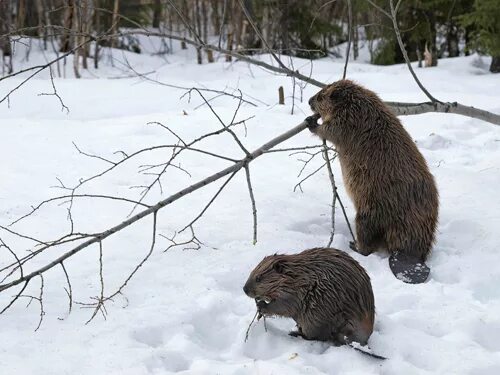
xmin=243 ymin=247 xmax=375 ymax=345
xmin=307 ymin=80 xmax=439 ymax=275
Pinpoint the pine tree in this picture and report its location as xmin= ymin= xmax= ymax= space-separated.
xmin=461 ymin=0 xmax=500 ymax=72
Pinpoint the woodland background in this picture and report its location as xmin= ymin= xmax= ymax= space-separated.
xmin=1 ymin=0 xmax=500 ymax=76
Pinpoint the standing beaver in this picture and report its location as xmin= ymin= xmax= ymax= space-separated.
xmin=307 ymin=80 xmax=439 ymax=284
xmin=243 ymin=248 xmax=375 ymax=346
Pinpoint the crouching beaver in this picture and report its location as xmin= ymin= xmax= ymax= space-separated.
xmin=243 ymin=248 xmax=375 ymax=347
xmin=307 ymin=80 xmax=439 ymax=284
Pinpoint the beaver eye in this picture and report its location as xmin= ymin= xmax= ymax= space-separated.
xmin=255 ymin=275 xmax=262 ymax=282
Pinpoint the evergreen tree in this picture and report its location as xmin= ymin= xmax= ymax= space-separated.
xmin=461 ymin=0 xmax=500 ymax=72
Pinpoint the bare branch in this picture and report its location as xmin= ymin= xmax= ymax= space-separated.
xmin=388 ymin=101 xmax=500 ymax=125
xmin=343 ymin=0 xmax=353 ymax=79
xmin=0 ymin=281 xmax=29 ymax=314
xmin=37 ymin=67 xmax=69 ymax=113
xmin=0 ymin=120 xmax=309 ymax=294
xmin=60 ymin=262 xmax=73 ymax=315
xmin=162 ymin=226 xmax=204 ymax=251
xmin=322 ymin=141 xmax=337 ymax=247
xmin=180 ymin=171 xmax=238 ymax=232
xmin=334 ymin=188 xmax=356 ymax=244
xmin=10 ymin=194 xmax=151 ymax=226
xmin=107 ymin=212 xmax=157 ymax=300
xmin=244 ymin=165 xmax=258 ymax=244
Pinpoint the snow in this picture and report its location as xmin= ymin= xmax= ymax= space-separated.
xmin=1 ymin=38 xmax=500 ymax=374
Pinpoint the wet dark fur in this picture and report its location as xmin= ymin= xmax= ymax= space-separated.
xmin=308 ymin=80 xmax=439 ymax=262
xmin=243 ymin=248 xmax=375 ymax=346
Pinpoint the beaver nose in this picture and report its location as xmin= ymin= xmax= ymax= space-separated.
xmin=308 ymin=97 xmax=313 ymax=106
xmin=243 ymin=284 xmax=250 ymax=294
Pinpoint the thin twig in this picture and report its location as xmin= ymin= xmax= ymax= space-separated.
xmin=244 ymin=165 xmax=258 ymax=244
xmin=322 ymin=141 xmax=337 ymax=247
xmin=343 ymin=0 xmax=353 ymax=79
xmin=244 ymin=310 xmax=260 ymax=342
xmin=60 ymin=262 xmax=73 ymax=315
xmin=180 ymin=171 xmax=238 ymax=233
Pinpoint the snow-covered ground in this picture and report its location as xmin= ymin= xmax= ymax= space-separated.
xmin=1 ymin=38 xmax=500 ymax=374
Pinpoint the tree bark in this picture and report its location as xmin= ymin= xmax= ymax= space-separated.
xmin=60 ymin=0 xmax=75 ymax=52
xmin=194 ymin=0 xmax=203 ymax=64
xmin=490 ymin=56 xmax=500 ymax=74
xmin=111 ymin=0 xmax=120 ymax=49
xmin=201 ymin=0 xmax=208 ymax=42
xmin=73 ymin=1 xmax=81 ymax=78
xmin=210 ymin=0 xmax=220 ymax=32
xmin=94 ymin=0 xmax=101 ymax=69
xmin=0 ymin=0 xmax=13 ymax=74
xmin=152 ymin=0 xmax=162 ymax=28
xmin=225 ymin=32 xmax=233 ymax=62
xmin=446 ymin=24 xmax=459 ymax=58
xmin=206 ymin=49 xmax=214 ymax=63
xmin=279 ymin=0 xmax=289 ymax=51
xmin=16 ymin=0 xmax=26 ymax=29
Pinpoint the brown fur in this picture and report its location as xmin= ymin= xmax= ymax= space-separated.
xmin=243 ymin=248 xmax=375 ymax=345
xmin=308 ymin=80 xmax=439 ymax=262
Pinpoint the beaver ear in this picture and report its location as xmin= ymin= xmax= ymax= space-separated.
xmin=329 ymin=89 xmax=342 ymax=101
xmin=273 ymin=260 xmax=285 ymax=274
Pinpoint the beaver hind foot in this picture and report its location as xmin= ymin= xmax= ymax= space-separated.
xmin=389 ymin=251 xmax=430 ymax=284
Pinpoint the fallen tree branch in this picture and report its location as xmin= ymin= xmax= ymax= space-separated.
xmin=0 ymin=120 xmax=309 ymax=293
xmin=387 ymin=101 xmax=500 ymax=124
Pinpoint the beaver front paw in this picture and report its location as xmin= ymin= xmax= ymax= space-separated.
xmin=305 ymin=113 xmax=321 ymax=132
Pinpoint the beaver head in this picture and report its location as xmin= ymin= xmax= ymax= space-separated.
xmin=243 ymin=254 xmax=300 ymax=318
xmin=308 ymin=79 xmax=378 ymax=121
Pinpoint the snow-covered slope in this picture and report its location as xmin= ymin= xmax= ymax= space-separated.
xmin=1 ymin=39 xmax=500 ymax=374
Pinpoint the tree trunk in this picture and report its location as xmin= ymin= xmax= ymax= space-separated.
xmin=490 ymin=56 xmax=500 ymax=73
xmin=111 ymin=0 xmax=120 ymax=48
xmin=424 ymin=9 xmax=438 ymax=66
xmin=262 ymin=3 xmax=269 ymax=47
xmin=447 ymin=24 xmax=459 ymax=58
xmin=194 ymin=0 xmax=202 ymax=64
xmin=206 ymin=49 xmax=214 ymax=63
xmin=464 ymin=25 xmax=473 ymax=56
xmin=181 ymin=0 xmax=190 ymax=47
xmin=152 ymin=0 xmax=162 ymax=28
xmin=73 ymin=1 xmax=81 ymax=78
xmin=201 ymin=0 xmax=208 ymax=42
xmin=0 ymin=0 xmax=13 ymax=74
xmin=353 ymin=22 xmax=359 ymax=60
xmin=210 ymin=0 xmax=220 ymax=32
xmin=94 ymin=0 xmax=100 ymax=69
xmin=35 ymin=0 xmax=44 ymax=39
xmin=17 ymin=0 xmax=26 ymax=29
xmin=279 ymin=0 xmax=289 ymax=51
xmin=233 ymin=0 xmax=243 ymax=49
xmin=81 ymin=0 xmax=94 ymax=70
xmin=225 ymin=31 xmax=233 ymax=62
xmin=60 ymin=0 xmax=75 ymax=52
xmin=242 ymin=0 xmax=255 ymax=50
